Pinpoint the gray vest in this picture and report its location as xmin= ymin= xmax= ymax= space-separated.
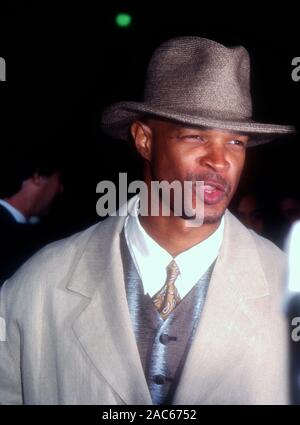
xmin=120 ymin=233 xmax=214 ymax=404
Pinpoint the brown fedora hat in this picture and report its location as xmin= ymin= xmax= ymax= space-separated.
xmin=101 ymin=36 xmax=296 ymax=147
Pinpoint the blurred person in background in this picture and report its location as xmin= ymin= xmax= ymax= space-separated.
xmin=0 ymin=144 xmax=64 ymax=284
xmin=271 ymin=195 xmax=300 ymax=249
xmin=279 ymin=196 xmax=300 ymax=226
xmin=234 ymin=193 xmax=265 ymax=235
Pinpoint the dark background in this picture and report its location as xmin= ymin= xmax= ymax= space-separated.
xmin=0 ymin=1 xmax=300 ymax=241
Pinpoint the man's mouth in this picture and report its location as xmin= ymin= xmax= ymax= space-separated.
xmin=201 ymin=180 xmax=227 ymax=205
xmin=186 ymin=172 xmax=231 ymax=208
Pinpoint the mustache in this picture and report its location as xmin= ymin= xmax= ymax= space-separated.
xmin=186 ymin=172 xmax=232 ymax=196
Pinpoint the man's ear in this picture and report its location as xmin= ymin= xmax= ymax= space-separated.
xmin=130 ymin=121 xmax=152 ymax=160
xmin=31 ymin=172 xmax=43 ymax=186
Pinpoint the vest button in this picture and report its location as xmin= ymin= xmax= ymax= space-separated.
xmin=159 ymin=333 xmax=177 ymax=345
xmin=153 ymin=374 xmax=166 ymax=385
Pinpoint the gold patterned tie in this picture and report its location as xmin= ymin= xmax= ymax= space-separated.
xmin=152 ymin=260 xmax=181 ymax=320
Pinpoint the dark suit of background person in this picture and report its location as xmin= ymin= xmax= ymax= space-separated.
xmin=0 ymin=203 xmax=39 ymax=284
xmin=0 ymin=144 xmax=63 ymax=285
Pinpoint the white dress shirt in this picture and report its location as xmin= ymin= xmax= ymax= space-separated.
xmin=0 ymin=199 xmax=27 ymax=223
xmin=124 ymin=197 xmax=224 ymax=298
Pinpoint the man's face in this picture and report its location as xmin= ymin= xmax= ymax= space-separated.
xmin=35 ymin=171 xmax=63 ymax=215
xmin=133 ymin=119 xmax=248 ymax=224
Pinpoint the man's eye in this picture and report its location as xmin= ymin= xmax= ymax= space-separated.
xmin=229 ymin=140 xmax=245 ymax=147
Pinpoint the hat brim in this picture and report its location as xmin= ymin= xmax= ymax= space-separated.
xmin=101 ymin=101 xmax=297 ymax=147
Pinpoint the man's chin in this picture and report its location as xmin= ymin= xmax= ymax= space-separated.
xmin=181 ymin=207 xmax=225 ymax=225
xmin=203 ymin=205 xmax=226 ymax=224
xmin=202 ymin=214 xmax=223 ymax=224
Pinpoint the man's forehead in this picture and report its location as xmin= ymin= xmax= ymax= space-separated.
xmin=143 ymin=118 xmax=249 ymax=139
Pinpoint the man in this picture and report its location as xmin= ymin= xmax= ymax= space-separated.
xmin=0 ymin=37 xmax=296 ymax=404
xmin=0 ymin=147 xmax=63 ymax=284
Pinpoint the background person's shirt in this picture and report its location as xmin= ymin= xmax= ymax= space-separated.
xmin=0 ymin=199 xmax=27 ymax=223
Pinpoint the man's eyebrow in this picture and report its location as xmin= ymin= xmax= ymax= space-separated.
xmin=179 ymin=128 xmax=248 ymax=138
xmin=174 ymin=124 xmax=207 ymax=131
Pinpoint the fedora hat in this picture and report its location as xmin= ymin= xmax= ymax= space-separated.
xmin=101 ymin=36 xmax=296 ymax=146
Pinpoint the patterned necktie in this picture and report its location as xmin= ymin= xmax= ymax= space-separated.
xmin=152 ymin=260 xmax=181 ymax=320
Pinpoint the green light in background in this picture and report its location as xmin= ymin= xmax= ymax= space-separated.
xmin=115 ymin=13 xmax=132 ymax=28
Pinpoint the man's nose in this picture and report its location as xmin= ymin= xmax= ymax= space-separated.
xmin=200 ymin=144 xmax=229 ymax=171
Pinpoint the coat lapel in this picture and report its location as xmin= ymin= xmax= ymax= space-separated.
xmin=66 ymin=199 xmax=152 ymax=405
xmin=173 ymin=211 xmax=271 ymax=404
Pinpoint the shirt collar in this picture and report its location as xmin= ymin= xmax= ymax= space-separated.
xmin=0 ymin=199 xmax=27 ymax=223
xmin=124 ymin=196 xmax=224 ymax=298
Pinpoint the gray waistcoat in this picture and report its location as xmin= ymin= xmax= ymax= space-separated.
xmin=120 ymin=233 xmax=214 ymax=405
